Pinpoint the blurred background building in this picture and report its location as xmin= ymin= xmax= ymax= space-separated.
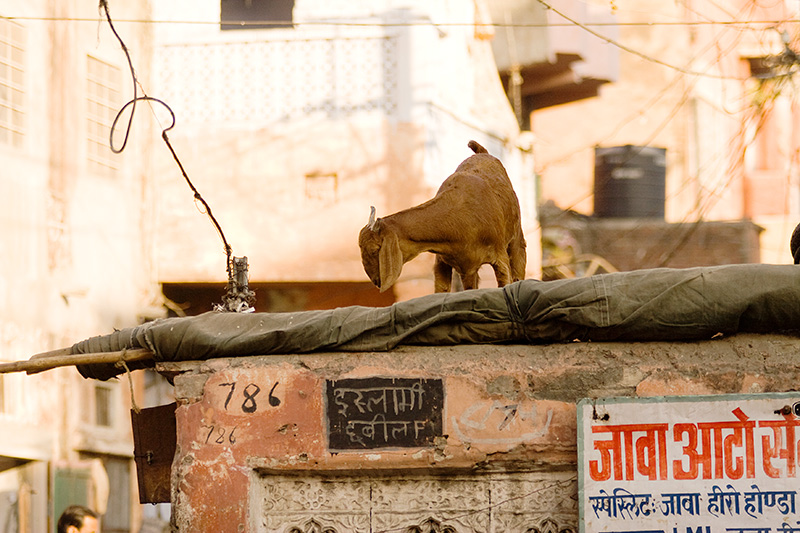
xmin=0 ymin=1 xmax=157 ymax=532
xmin=512 ymin=0 xmax=800 ymax=276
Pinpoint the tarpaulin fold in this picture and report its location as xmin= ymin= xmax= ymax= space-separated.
xmin=72 ymin=264 xmax=800 ymax=380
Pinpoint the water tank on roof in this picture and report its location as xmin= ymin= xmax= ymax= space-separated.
xmin=594 ymin=145 xmax=666 ymax=219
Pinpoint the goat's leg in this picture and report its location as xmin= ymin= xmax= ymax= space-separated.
xmin=433 ymin=256 xmax=454 ymax=293
xmin=459 ymin=268 xmax=480 ymax=290
xmin=490 ymin=257 xmax=513 ymax=288
xmin=508 ymin=236 xmax=527 ymax=282
xmin=451 ymin=271 xmax=465 ymax=292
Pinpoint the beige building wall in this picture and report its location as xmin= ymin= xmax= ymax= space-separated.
xmin=151 ymin=0 xmax=540 ymax=302
xmin=0 ymin=1 xmax=159 ymax=531
xmin=532 ymin=0 xmax=800 ymax=264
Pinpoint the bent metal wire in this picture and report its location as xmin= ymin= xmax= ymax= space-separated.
xmin=101 ymin=0 xmax=253 ymax=312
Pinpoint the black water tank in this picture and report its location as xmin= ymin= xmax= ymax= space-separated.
xmin=594 ymin=145 xmax=666 ymax=219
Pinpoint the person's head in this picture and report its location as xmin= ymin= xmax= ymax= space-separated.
xmin=57 ymin=505 xmax=99 ymax=533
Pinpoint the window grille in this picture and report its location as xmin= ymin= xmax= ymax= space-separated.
xmin=156 ymin=36 xmax=398 ymax=125
xmin=94 ymin=384 xmax=112 ymax=427
xmin=0 ymin=18 xmax=25 ymax=148
xmin=87 ymin=55 xmax=121 ymax=176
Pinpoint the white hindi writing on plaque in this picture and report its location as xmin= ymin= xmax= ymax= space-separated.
xmin=333 ymin=382 xmax=425 ymax=417
xmin=326 ymin=378 xmax=442 ymax=450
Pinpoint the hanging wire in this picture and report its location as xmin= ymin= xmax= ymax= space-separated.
xmin=118 ymin=356 xmax=141 ymax=414
xmin=99 ymin=0 xmax=235 ymax=286
xmin=109 ymin=96 xmax=234 ymax=270
xmin=99 ymin=0 xmax=136 ymax=154
xmin=3 ymin=13 xmax=800 ymax=28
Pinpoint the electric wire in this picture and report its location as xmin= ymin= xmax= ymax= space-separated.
xmin=535 ymin=0 xmax=750 ymax=81
xmin=624 ymin=1 xmax=769 ymax=266
xmin=536 ymin=0 xmax=763 ymax=176
xmin=2 ymin=13 xmax=800 ymax=28
xmin=99 ymin=0 xmax=234 ymax=282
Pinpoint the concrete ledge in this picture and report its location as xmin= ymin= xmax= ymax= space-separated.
xmin=156 ymin=332 xmax=800 ymax=532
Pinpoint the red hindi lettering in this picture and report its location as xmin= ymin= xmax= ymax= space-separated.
xmin=760 ymin=416 xmax=800 ymax=478
xmin=589 ymin=424 xmax=668 ymax=481
xmin=673 ymin=408 xmax=756 ymax=480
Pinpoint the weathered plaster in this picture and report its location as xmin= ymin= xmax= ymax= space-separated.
xmin=159 ymin=332 xmax=800 ymax=532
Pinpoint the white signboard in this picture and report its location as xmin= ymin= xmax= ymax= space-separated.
xmin=578 ymin=393 xmax=800 ymax=533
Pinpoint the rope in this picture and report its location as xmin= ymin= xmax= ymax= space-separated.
xmin=116 ymin=354 xmax=141 ymax=414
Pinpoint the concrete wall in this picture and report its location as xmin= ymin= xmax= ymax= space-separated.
xmin=0 ymin=1 xmax=159 ymax=530
xmin=541 ymin=215 xmax=764 ymax=274
xmin=159 ymin=332 xmax=800 ymax=532
xmin=150 ymin=0 xmax=540 ymax=299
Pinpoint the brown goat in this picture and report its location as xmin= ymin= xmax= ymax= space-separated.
xmin=359 ymin=140 xmax=527 ymax=293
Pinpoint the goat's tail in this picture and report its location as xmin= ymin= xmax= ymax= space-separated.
xmin=468 ymin=140 xmax=488 ymax=154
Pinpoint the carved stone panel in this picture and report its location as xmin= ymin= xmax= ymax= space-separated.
xmin=250 ymin=471 xmax=577 ymax=533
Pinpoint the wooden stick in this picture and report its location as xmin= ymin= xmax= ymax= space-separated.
xmin=0 ymin=348 xmax=154 ymax=375
xmin=28 ymin=347 xmax=73 ymax=360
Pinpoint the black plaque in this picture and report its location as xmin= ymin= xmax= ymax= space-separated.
xmin=326 ymin=377 xmax=444 ymax=450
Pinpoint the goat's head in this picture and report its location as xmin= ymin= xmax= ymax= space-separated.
xmin=358 ymin=206 xmax=403 ymax=292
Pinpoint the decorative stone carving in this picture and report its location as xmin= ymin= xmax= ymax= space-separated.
xmin=404 ymin=517 xmax=458 ymax=533
xmin=524 ymin=518 xmax=577 ymax=533
xmin=491 ymin=472 xmax=577 ymax=532
xmin=287 ymin=518 xmax=337 ymax=533
xmin=250 ymin=471 xmax=577 ymax=533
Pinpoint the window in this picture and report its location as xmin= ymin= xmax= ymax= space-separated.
xmin=101 ymin=456 xmax=131 ymax=533
xmin=77 ymin=455 xmax=132 ymax=533
xmin=94 ymin=384 xmax=112 ymax=427
xmin=221 ymin=0 xmax=294 ymax=30
xmin=87 ymin=55 xmax=121 ymax=176
xmin=0 ymin=18 xmax=25 ymax=147
xmin=304 ymin=172 xmax=338 ymax=205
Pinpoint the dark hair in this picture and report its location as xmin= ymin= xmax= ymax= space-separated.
xmin=57 ymin=505 xmax=98 ymax=533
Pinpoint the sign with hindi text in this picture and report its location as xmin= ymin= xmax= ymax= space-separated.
xmin=579 ymin=393 xmax=800 ymax=533
xmin=326 ymin=377 xmax=444 ymax=450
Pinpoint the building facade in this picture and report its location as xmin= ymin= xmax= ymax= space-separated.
xmin=0 ymin=0 xmax=540 ymax=530
xmin=150 ymin=0 xmax=539 ymax=309
xmin=0 ymin=1 xmax=159 ymax=531
xmin=526 ymin=0 xmax=800 ymax=265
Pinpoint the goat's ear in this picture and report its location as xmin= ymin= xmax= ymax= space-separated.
xmin=378 ymin=231 xmax=403 ymax=292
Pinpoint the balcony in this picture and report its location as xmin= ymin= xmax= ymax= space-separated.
xmin=488 ymin=0 xmax=619 ymax=125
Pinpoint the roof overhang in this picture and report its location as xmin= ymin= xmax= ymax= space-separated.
xmin=488 ymin=0 xmax=619 ymax=117
xmin=0 ymin=420 xmax=53 ymax=472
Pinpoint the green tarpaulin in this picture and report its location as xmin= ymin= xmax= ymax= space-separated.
xmin=74 ymin=264 xmax=800 ymax=380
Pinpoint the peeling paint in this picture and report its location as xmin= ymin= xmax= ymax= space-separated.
xmin=162 ymin=334 xmax=800 ymax=532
